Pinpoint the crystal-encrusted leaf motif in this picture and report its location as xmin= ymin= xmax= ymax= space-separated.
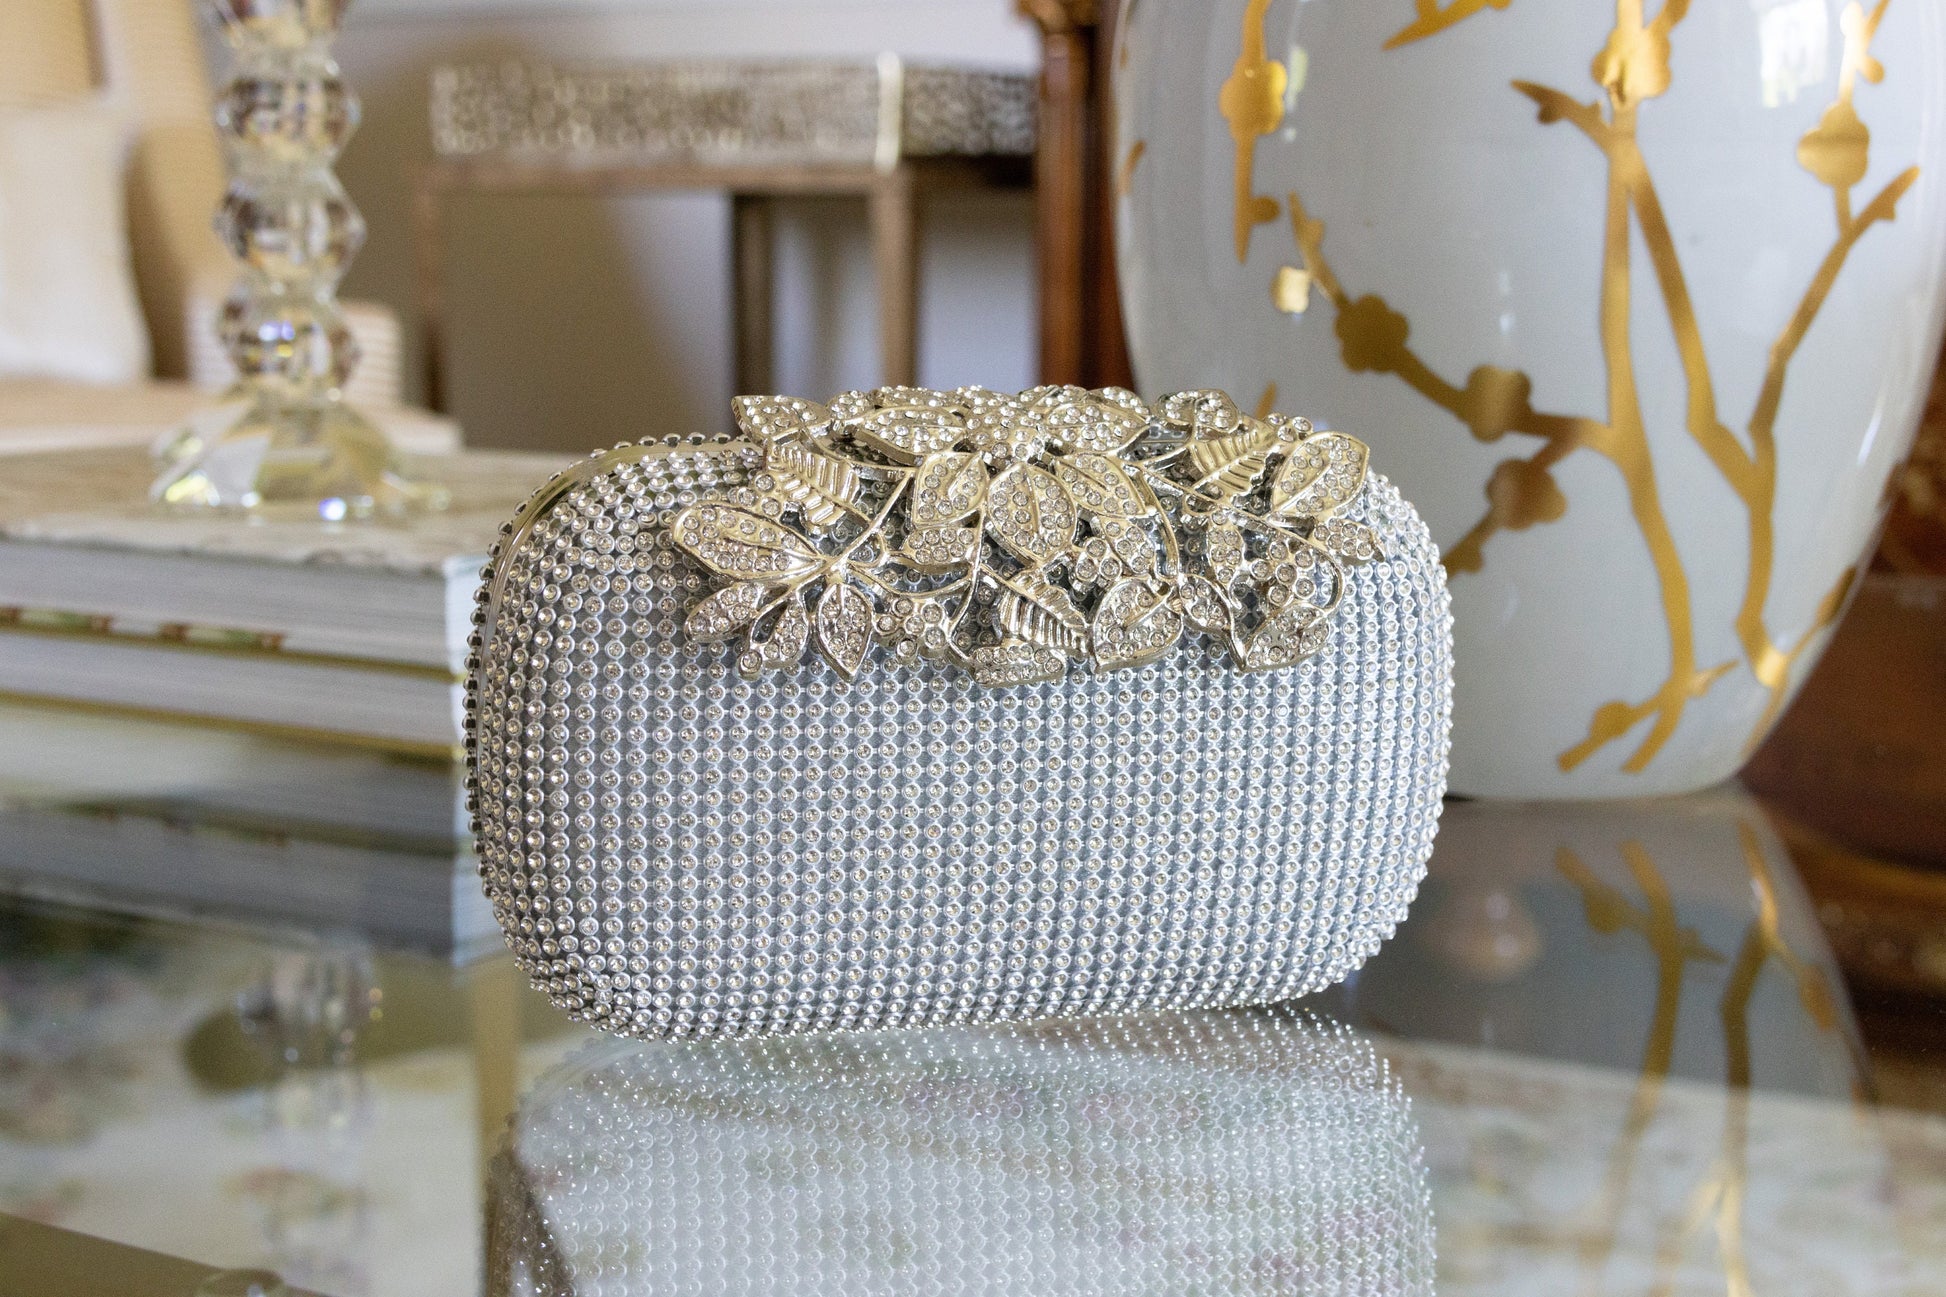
xmin=1204 ymin=518 xmax=1249 ymax=588
xmin=685 ymin=582 xmax=772 ymax=643
xmin=1071 ymin=536 xmax=1118 ymax=589
xmin=763 ymin=440 xmax=860 ymax=532
xmin=1092 ymin=580 xmax=1183 ymax=672
xmin=1261 ymin=538 xmax=1345 ymax=616
xmin=733 ymin=395 xmax=833 ymax=443
xmin=1270 ymin=432 xmax=1370 ymax=519
xmin=756 ymin=593 xmax=810 ymax=669
xmin=1055 ymin=452 xmax=1150 ymax=519
xmin=870 ymin=385 xmax=953 ymax=410
xmin=969 ymin=641 xmax=1066 ymax=687
xmin=673 ymin=505 xmax=825 ymax=582
xmin=853 ymin=407 xmax=965 ymax=464
xmin=1040 ymin=389 xmax=1147 ymax=455
xmin=1242 ymin=604 xmax=1333 ymax=673
xmin=986 ymin=463 xmax=1077 ymax=565
xmin=909 ymin=452 xmax=988 ymax=528
xmin=815 ymin=581 xmax=874 ymax=680
xmin=674 ymin=386 xmax=1381 ymax=688
xmin=826 ymin=390 xmax=875 ymax=422
xmin=1178 ymin=574 xmax=1233 ymax=635
xmin=1313 ymin=517 xmax=1385 ymax=565
xmin=952 ymin=385 xmax=1018 ymax=415
xmin=901 ymin=523 xmax=980 ymax=573
xmin=1094 ymin=386 xmax=1151 ymax=419
xmin=1160 ymin=389 xmax=1239 ymax=434
xmin=1095 ymin=516 xmax=1158 ymax=580
xmin=1186 ymin=418 xmax=1282 ymax=504
xmin=998 ymin=570 xmax=1089 ymax=657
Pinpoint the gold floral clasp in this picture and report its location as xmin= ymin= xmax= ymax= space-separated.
xmin=671 ymin=386 xmax=1381 ymax=688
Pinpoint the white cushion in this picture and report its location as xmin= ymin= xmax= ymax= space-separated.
xmin=0 ymin=100 xmax=152 ymax=385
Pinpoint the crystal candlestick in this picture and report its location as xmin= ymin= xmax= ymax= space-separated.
xmin=154 ymin=0 xmax=443 ymax=519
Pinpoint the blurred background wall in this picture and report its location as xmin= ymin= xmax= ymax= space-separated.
xmin=265 ymin=0 xmax=1040 ymax=452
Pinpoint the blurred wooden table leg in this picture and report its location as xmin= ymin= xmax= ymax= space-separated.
xmin=410 ymin=166 xmax=451 ymax=415
xmin=731 ymin=193 xmax=777 ymax=396
xmin=869 ymin=166 xmax=920 ymax=388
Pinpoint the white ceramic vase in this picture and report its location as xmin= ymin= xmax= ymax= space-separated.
xmin=1115 ymin=0 xmax=1946 ymax=797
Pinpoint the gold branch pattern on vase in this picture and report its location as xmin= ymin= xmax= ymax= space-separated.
xmin=1383 ymin=0 xmax=1517 ymax=51
xmin=674 ymin=387 xmax=1380 ymax=688
xmin=1211 ymin=0 xmax=1921 ymax=774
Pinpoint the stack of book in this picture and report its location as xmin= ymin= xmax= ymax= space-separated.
xmin=0 ymin=446 xmax=566 ymax=757
xmin=0 ymin=700 xmax=498 ymax=957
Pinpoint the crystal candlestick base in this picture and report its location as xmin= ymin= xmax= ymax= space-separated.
xmin=155 ymin=0 xmax=443 ymax=519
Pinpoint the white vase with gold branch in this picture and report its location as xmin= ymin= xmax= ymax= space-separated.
xmin=1115 ymin=0 xmax=1946 ymax=797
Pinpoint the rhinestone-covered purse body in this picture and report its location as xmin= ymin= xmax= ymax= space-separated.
xmin=470 ymin=397 xmax=1453 ymax=1041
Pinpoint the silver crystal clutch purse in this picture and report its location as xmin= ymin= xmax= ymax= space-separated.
xmin=468 ymin=387 xmax=1453 ymax=1040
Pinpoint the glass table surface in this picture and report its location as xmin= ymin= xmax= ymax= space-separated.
xmin=0 ymin=706 xmax=1941 ymax=1296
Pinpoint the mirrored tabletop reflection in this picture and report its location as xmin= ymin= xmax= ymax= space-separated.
xmin=2 ymin=710 xmax=1942 ymax=1296
xmin=491 ymin=1008 xmax=1434 ymax=1296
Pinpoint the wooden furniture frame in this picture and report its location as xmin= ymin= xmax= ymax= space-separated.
xmin=411 ymin=154 xmax=1029 ymax=414
xmin=1021 ymin=0 xmax=1134 ymax=390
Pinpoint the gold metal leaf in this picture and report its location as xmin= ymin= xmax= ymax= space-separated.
xmin=870 ymin=385 xmax=956 ymax=411
xmin=952 ymin=385 xmax=1019 ymax=415
xmin=755 ymin=592 xmax=810 ymax=669
xmin=1094 ymin=387 xmax=1151 ymax=418
xmin=1159 ymin=389 xmax=1238 ymax=434
xmin=1204 ymin=518 xmax=1249 ymax=588
xmin=1096 ymin=516 xmax=1158 ymax=579
xmin=814 ymin=581 xmax=874 ymax=681
xmin=764 ymin=440 xmax=861 ymax=532
xmin=1022 ymin=384 xmax=1089 ymax=416
xmin=1055 ymin=451 xmax=1152 ymax=519
xmin=672 ymin=504 xmax=825 ymax=582
xmin=827 ymin=390 xmax=875 ymax=422
xmin=1091 ymin=579 xmax=1184 ymax=672
xmin=1186 ymin=417 xmax=1281 ymax=503
xmin=900 ymin=523 xmax=981 ymax=573
xmin=733 ymin=395 xmax=833 ymax=443
xmin=685 ymin=582 xmax=772 ymax=643
xmin=986 ymin=463 xmax=1078 ymax=564
xmin=1270 ymin=432 xmax=1370 ymax=519
xmin=852 ymin=407 xmax=967 ymax=464
xmin=909 ymin=452 xmax=989 ymax=528
xmin=1242 ymin=603 xmax=1331 ymax=673
xmin=1261 ymin=538 xmax=1345 ymax=615
xmin=1177 ymin=574 xmax=1234 ymax=635
xmin=998 ymin=569 xmax=1090 ymax=657
xmin=968 ymin=640 xmax=1066 ymax=688
xmin=1040 ymin=391 xmax=1148 ymax=454
xmin=1313 ymin=517 xmax=1385 ymax=565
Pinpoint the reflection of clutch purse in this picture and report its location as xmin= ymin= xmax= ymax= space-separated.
xmin=487 ymin=1007 xmax=1435 ymax=1296
xmin=469 ymin=387 xmax=1453 ymax=1040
